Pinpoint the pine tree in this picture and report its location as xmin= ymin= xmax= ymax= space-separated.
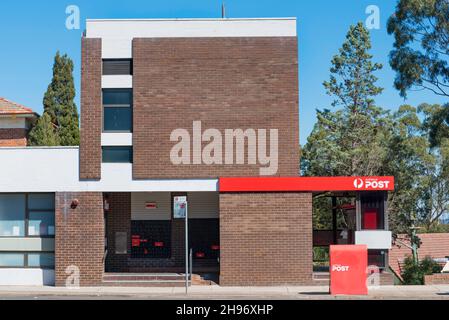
xmin=28 ymin=113 xmax=59 ymax=146
xmin=303 ymin=22 xmax=387 ymax=177
xmin=30 ymin=52 xmax=80 ymax=146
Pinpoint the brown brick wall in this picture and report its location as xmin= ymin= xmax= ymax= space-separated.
xmin=219 ymin=192 xmax=313 ymax=286
xmin=0 ymin=128 xmax=27 ymax=146
xmin=55 ymin=192 xmax=104 ymax=286
xmin=105 ymin=193 xmax=131 ymax=272
xmin=424 ymin=273 xmax=449 ymax=285
xmin=79 ymin=37 xmax=102 ymax=180
xmin=133 ymin=37 xmax=299 ymax=179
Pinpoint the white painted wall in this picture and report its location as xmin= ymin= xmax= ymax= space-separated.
xmin=355 ymin=231 xmax=392 ymax=249
xmin=0 ymin=269 xmax=54 ymax=286
xmin=86 ymin=18 xmax=297 ymax=59
xmin=101 ymin=133 xmax=133 ymax=146
xmin=102 ymin=75 xmax=133 ymax=88
xmin=0 ymin=147 xmax=218 ymax=192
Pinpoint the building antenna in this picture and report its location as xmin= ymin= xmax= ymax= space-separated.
xmin=222 ymin=2 xmax=226 ymax=19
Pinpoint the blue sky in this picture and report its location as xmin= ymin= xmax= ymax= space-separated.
xmin=0 ymin=0 xmax=445 ymax=145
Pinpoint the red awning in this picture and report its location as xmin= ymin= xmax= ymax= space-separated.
xmin=219 ymin=176 xmax=394 ymax=192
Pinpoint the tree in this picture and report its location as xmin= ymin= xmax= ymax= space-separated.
xmin=383 ymin=105 xmax=429 ymax=233
xmin=303 ymin=22 xmax=388 ymax=177
xmin=29 ymin=52 xmax=80 ymax=146
xmin=417 ymin=104 xmax=449 ymax=230
xmin=28 ymin=113 xmax=59 ymax=146
xmin=387 ymin=0 xmax=449 ymax=98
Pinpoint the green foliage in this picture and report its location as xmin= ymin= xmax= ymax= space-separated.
xmin=401 ymin=256 xmax=442 ymax=285
xmin=401 ymin=256 xmax=423 ymax=285
xmin=387 ymin=0 xmax=449 ymax=98
xmin=303 ymin=23 xmax=389 ymax=177
xmin=303 ymin=22 xmax=449 ymax=234
xmin=29 ymin=52 xmax=79 ymax=146
xmin=28 ymin=113 xmax=59 ymax=146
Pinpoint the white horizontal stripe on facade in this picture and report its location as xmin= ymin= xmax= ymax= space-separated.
xmin=355 ymin=231 xmax=392 ymax=249
xmin=101 ymin=133 xmax=133 ymax=146
xmin=0 ymin=238 xmax=54 ymax=252
xmin=86 ymin=18 xmax=297 ymax=59
xmin=102 ymin=75 xmax=133 ymax=89
xmin=0 ymin=269 xmax=54 ymax=286
xmin=131 ymin=192 xmax=219 ymax=221
xmin=0 ymin=148 xmax=218 ymax=192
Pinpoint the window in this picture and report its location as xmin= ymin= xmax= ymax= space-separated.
xmin=0 ymin=253 xmax=25 ymax=267
xmin=28 ymin=253 xmax=55 ymax=268
xmin=0 ymin=195 xmax=25 ymax=237
xmin=368 ymin=250 xmax=387 ymax=269
xmin=103 ymin=89 xmax=132 ymax=132
xmin=102 ymin=147 xmax=133 ymax=163
xmin=103 ymin=59 xmax=132 ymax=75
xmin=0 ymin=194 xmax=54 ymax=238
xmin=0 ymin=253 xmax=54 ymax=269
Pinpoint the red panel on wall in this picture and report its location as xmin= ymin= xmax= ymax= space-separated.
xmin=219 ymin=177 xmax=394 ymax=192
xmin=363 ymin=210 xmax=378 ymax=230
xmin=330 ymin=245 xmax=368 ymax=295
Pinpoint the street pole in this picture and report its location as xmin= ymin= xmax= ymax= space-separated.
xmin=185 ymin=199 xmax=189 ymax=294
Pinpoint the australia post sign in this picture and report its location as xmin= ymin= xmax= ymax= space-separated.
xmin=219 ymin=176 xmax=395 ymax=193
xmin=330 ymin=245 xmax=368 ymax=295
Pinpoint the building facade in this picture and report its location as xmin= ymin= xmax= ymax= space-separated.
xmin=0 ymin=18 xmax=394 ymax=287
xmin=0 ymin=98 xmax=37 ymax=147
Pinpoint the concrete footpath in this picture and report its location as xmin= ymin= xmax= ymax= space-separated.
xmin=0 ymin=285 xmax=448 ymax=300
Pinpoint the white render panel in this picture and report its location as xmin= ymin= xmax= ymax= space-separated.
xmin=102 ymin=75 xmax=133 ymax=88
xmin=101 ymin=133 xmax=133 ymax=146
xmin=131 ymin=192 xmax=171 ymax=221
xmin=355 ymin=231 xmax=392 ymax=249
xmin=0 ymin=269 xmax=54 ymax=286
xmin=0 ymin=148 xmax=218 ymax=192
xmin=188 ymin=192 xmax=219 ymax=219
xmin=0 ymin=118 xmax=26 ymax=129
xmin=86 ymin=18 xmax=297 ymax=59
xmin=0 ymin=238 xmax=55 ymax=252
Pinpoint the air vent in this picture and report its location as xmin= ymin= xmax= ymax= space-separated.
xmin=103 ymin=59 xmax=132 ymax=75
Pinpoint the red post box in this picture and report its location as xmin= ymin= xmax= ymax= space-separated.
xmin=330 ymin=245 xmax=368 ymax=295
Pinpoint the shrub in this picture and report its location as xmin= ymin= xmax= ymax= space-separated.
xmin=401 ymin=256 xmax=443 ymax=285
xmin=420 ymin=256 xmax=443 ymax=275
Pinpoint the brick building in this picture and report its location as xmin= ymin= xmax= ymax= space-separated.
xmin=0 ymin=97 xmax=37 ymax=147
xmin=0 ymin=18 xmax=394 ymax=287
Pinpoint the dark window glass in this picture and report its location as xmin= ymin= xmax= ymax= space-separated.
xmin=103 ymin=59 xmax=132 ymax=75
xmin=28 ymin=253 xmax=55 ymax=268
xmin=103 ymin=89 xmax=132 ymax=132
xmin=0 ymin=194 xmax=25 ymax=237
xmin=368 ymin=250 xmax=386 ymax=269
xmin=102 ymin=147 xmax=133 ymax=163
xmin=28 ymin=194 xmax=55 ymax=210
xmin=103 ymin=89 xmax=132 ymax=106
xmin=104 ymin=107 xmax=132 ymax=132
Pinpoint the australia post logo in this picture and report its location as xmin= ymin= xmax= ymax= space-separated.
xmin=353 ymin=178 xmax=391 ymax=190
xmin=332 ymin=264 xmax=350 ymax=272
